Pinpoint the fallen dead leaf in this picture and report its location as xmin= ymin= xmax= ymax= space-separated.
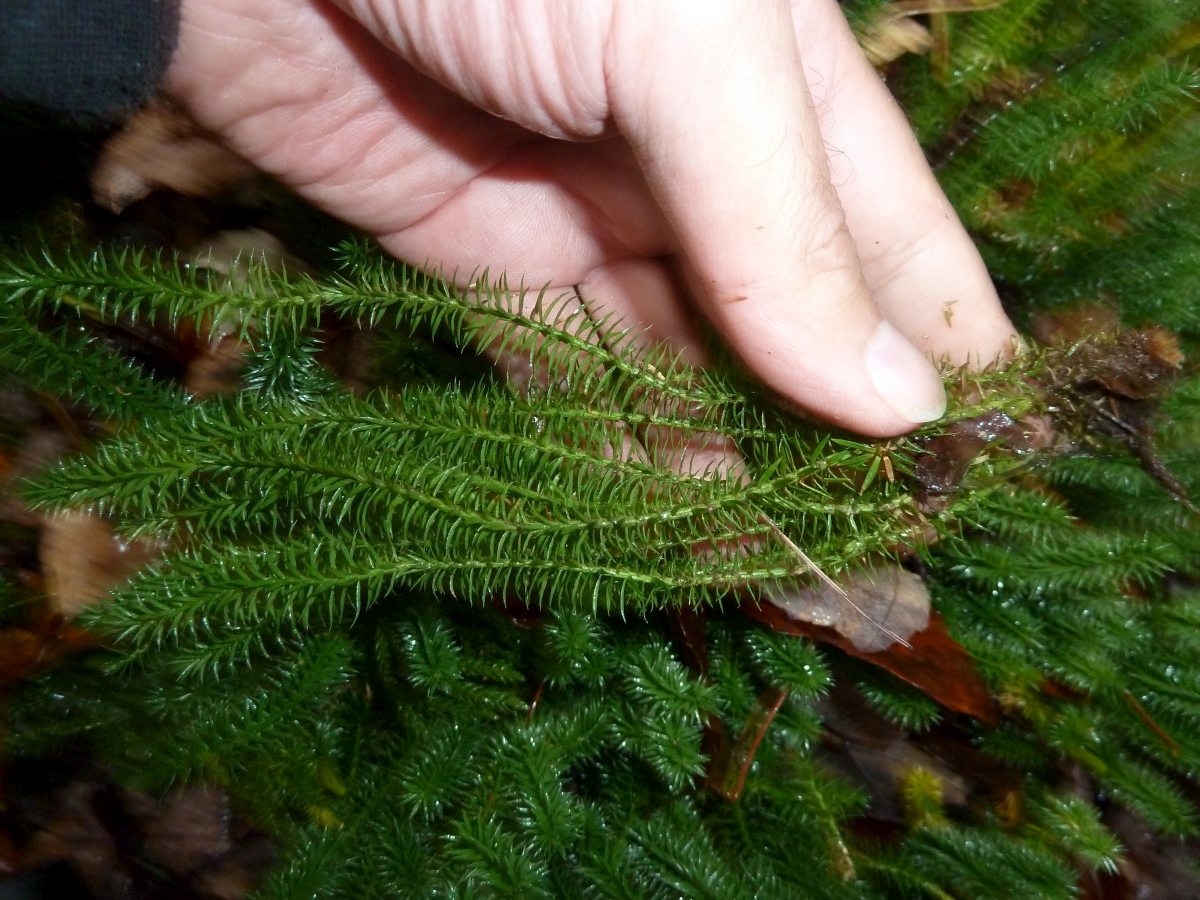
xmin=744 ymin=599 xmax=998 ymax=724
xmin=914 ymin=409 xmax=1034 ymax=512
xmin=40 ymin=511 xmax=158 ymax=617
xmin=11 ymin=771 xmax=272 ymax=900
xmin=0 ymin=613 xmax=94 ymax=688
xmin=90 ymin=99 xmax=254 ymax=214
xmin=859 ymin=1 xmax=1003 ymax=67
xmin=0 ymin=830 xmax=16 ymax=874
xmin=183 ymin=228 xmax=315 ymax=398
xmin=860 ymin=13 xmax=934 ymax=66
xmin=764 ymin=564 xmax=931 ymax=654
xmin=183 ymin=326 xmax=251 ymax=399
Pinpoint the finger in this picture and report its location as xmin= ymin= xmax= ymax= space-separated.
xmin=378 ymin=138 xmax=672 ymax=285
xmin=170 ymin=2 xmax=670 ymax=287
xmin=605 ymin=0 xmax=946 ymax=436
xmin=578 ymin=257 xmax=710 ymax=367
xmin=577 ymin=258 xmax=744 ymax=479
xmin=790 ymin=0 xmax=1015 ymax=366
xmin=167 ymin=0 xmax=534 ymax=238
xmin=475 ymin=260 xmax=739 ymax=487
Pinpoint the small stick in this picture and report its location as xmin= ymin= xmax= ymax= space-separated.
xmin=759 ymin=514 xmax=913 ymax=650
xmin=1122 ymin=689 xmax=1181 ymax=758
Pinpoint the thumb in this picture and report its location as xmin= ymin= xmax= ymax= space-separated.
xmin=605 ymin=1 xmax=945 ymax=436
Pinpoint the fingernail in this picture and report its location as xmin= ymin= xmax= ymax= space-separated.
xmin=864 ymin=321 xmax=946 ymax=424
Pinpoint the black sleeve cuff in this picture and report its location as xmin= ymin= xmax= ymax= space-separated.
xmin=0 ymin=0 xmax=180 ymax=126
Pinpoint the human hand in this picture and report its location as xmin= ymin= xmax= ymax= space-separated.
xmin=168 ymin=0 xmax=1015 ymax=436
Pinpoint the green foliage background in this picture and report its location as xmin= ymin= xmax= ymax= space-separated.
xmin=2 ymin=2 xmax=1199 ymax=896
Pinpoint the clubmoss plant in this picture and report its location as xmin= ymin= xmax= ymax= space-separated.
xmin=1 ymin=1 xmax=1198 ymax=896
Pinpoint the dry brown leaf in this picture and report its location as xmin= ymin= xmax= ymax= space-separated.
xmin=765 ymin=564 xmax=931 ymax=653
xmin=0 ymin=613 xmax=95 ymax=688
xmin=860 ymin=15 xmax=934 ymax=66
xmin=859 ymin=1 xmax=1003 ymax=67
xmin=12 ymin=775 xmax=272 ymax=900
xmin=914 ymin=408 xmax=1049 ymax=513
xmin=183 ymin=228 xmax=308 ymax=398
xmin=183 ymin=330 xmax=252 ymax=399
xmin=39 ymin=511 xmax=158 ymax=617
xmin=0 ymin=830 xmax=16 ymax=875
xmin=744 ymin=600 xmax=999 ymax=723
xmin=90 ymin=99 xmax=254 ymax=213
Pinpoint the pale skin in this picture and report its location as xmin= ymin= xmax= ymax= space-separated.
xmin=168 ymin=0 xmax=1016 ymax=437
